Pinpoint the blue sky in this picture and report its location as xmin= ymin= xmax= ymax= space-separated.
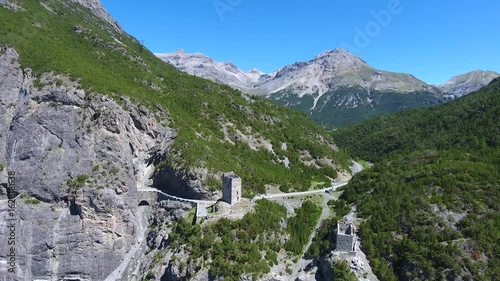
xmin=102 ymin=0 xmax=500 ymax=85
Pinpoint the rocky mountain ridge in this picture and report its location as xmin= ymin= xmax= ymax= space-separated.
xmin=437 ymin=69 xmax=500 ymax=97
xmin=156 ymin=50 xmax=264 ymax=91
xmin=256 ymin=49 xmax=440 ymax=108
xmin=157 ymin=49 xmax=444 ymax=128
xmin=157 ymin=49 xmax=439 ymax=97
xmin=71 ymin=0 xmax=123 ymax=33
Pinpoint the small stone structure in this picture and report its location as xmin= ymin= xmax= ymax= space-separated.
xmin=195 ymin=203 xmax=208 ymax=223
xmin=222 ymin=172 xmax=242 ymax=205
xmin=336 ymin=222 xmax=355 ymax=252
xmin=137 ymin=190 xmax=158 ymax=206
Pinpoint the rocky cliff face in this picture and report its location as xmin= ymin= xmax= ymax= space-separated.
xmin=438 ymin=70 xmax=500 ymax=98
xmin=0 ymin=46 xmax=174 ymax=280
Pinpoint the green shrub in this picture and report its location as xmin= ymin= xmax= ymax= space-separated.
xmin=66 ymin=174 xmax=90 ymax=189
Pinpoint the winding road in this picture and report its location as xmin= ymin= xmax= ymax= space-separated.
xmin=131 ymin=181 xmax=349 ymax=280
xmin=252 ymin=181 xmax=348 ymax=202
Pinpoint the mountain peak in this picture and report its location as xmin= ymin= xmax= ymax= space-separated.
xmin=173 ymin=49 xmax=187 ymax=54
xmin=314 ymin=48 xmax=349 ymax=57
xmin=313 ymin=48 xmax=366 ymax=64
xmin=439 ymin=69 xmax=500 ymax=97
xmin=155 ymin=51 xmax=264 ymax=90
xmin=247 ymin=68 xmax=264 ymax=74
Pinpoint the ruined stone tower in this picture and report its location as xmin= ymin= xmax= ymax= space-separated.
xmin=336 ymin=222 xmax=356 ymax=252
xmin=222 ymin=172 xmax=241 ymax=205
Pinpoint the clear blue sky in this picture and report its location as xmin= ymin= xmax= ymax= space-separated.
xmin=102 ymin=0 xmax=500 ymax=85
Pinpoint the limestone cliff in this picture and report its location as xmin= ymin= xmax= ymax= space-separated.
xmin=0 ymin=46 xmax=174 ymax=280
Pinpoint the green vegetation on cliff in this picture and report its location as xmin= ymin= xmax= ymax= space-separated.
xmin=333 ymin=80 xmax=500 ymax=280
xmin=168 ymin=199 xmax=322 ymax=280
xmin=0 ymin=0 xmax=350 ymax=194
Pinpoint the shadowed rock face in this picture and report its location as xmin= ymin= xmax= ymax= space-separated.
xmin=0 ymin=46 xmax=175 ymax=280
xmin=152 ymin=166 xmax=212 ymax=200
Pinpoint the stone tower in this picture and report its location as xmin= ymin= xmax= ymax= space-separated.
xmin=222 ymin=172 xmax=241 ymax=205
xmin=336 ymin=222 xmax=356 ymax=252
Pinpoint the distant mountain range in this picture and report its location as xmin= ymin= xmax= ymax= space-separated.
xmin=156 ymin=50 xmax=264 ymax=91
xmin=156 ymin=50 xmax=499 ymax=128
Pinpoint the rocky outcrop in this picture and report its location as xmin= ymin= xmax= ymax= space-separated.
xmin=0 ymin=0 xmax=19 ymax=10
xmin=0 ymin=46 xmax=175 ymax=280
xmin=71 ymin=0 xmax=123 ymax=33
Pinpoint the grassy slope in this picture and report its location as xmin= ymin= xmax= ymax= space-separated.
xmin=333 ymin=80 xmax=500 ymax=280
xmin=0 ymin=0 xmax=350 ymax=195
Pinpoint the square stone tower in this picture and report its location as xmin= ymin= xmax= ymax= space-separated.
xmin=336 ymin=223 xmax=355 ymax=252
xmin=222 ymin=172 xmax=241 ymax=205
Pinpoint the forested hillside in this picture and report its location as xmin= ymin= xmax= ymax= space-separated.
xmin=334 ymin=78 xmax=500 ymax=162
xmin=0 ymin=0 xmax=350 ymax=196
xmin=333 ymin=79 xmax=500 ymax=280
